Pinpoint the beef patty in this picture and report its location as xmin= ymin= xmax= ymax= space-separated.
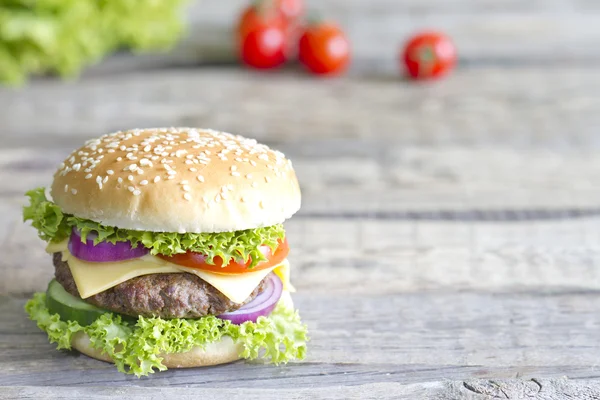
xmin=53 ymin=253 xmax=265 ymax=319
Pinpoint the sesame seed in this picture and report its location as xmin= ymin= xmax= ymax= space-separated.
xmin=117 ymin=157 xmax=123 ymax=161
xmin=72 ymin=163 xmax=81 ymax=171
xmin=167 ymin=170 xmax=176 ymax=176
xmin=189 ymin=167 xmax=197 ymax=172
xmin=85 ymin=173 xmax=93 ymax=179
xmin=103 ymin=176 xmax=108 ymax=184
xmin=181 ymin=180 xmax=189 ymax=184
xmin=118 ymin=177 xmax=123 ymax=184
xmin=144 ymin=145 xmax=151 ymax=152
xmin=137 ymin=169 xmax=144 ymax=175
xmin=167 ymin=176 xmax=175 ymax=180
xmin=250 ymin=160 xmax=257 ymax=166
xmin=183 ymin=185 xmax=190 ymax=192
xmin=128 ymin=186 xmax=135 ymax=192
xmin=107 ymin=170 xmax=114 ymax=175
xmin=133 ymin=189 xmax=141 ymax=196
xmin=235 ymin=158 xmax=243 ymax=162
xmin=231 ymin=172 xmax=241 ymax=177
xmin=64 ymin=184 xmax=69 ymax=192
xmin=128 ymin=175 xmax=134 ymax=181
xmin=140 ymin=180 xmax=148 ymax=186
xmin=197 ymin=175 xmax=205 ymax=183
xmin=154 ymin=176 xmax=161 ymax=183
xmin=71 ymin=189 xmax=77 ymax=195
xmin=185 ymin=160 xmax=193 ymax=165
xmin=246 ymin=173 xmax=253 ymax=179
xmin=184 ymin=193 xmax=192 ymax=201
xmin=231 ymin=165 xmax=237 ymax=171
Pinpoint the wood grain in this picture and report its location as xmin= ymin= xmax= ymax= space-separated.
xmin=2 ymin=291 xmax=599 ymax=387
xmin=80 ymin=0 xmax=600 ymax=77
xmin=2 ymin=379 xmax=600 ymax=400
xmin=2 ymin=0 xmax=600 ymax=395
xmin=3 ymin=68 xmax=600 ymax=148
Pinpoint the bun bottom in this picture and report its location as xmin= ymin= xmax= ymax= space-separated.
xmin=71 ymin=292 xmax=294 ymax=369
xmin=72 ymin=331 xmax=243 ymax=368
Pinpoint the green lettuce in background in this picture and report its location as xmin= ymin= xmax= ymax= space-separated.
xmin=0 ymin=0 xmax=186 ymax=85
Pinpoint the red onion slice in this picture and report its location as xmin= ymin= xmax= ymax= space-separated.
xmin=218 ymin=273 xmax=283 ymax=324
xmin=68 ymin=228 xmax=149 ymax=262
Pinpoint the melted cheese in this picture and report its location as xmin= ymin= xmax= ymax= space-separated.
xmin=59 ymin=247 xmax=292 ymax=304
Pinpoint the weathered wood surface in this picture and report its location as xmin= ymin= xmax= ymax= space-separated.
xmin=0 ymin=379 xmax=600 ymax=400
xmin=2 ymin=1 xmax=600 ymax=398
xmin=2 ymin=292 xmax=599 ymax=385
xmin=3 ymin=67 xmax=600 ymax=146
xmin=80 ymin=0 xmax=600 ymax=77
xmin=2 ymin=379 xmax=600 ymax=400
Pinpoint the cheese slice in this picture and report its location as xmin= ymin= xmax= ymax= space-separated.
xmin=61 ymin=248 xmax=291 ymax=304
xmin=45 ymin=240 xmax=69 ymax=254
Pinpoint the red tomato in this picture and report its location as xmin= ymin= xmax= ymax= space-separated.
xmin=402 ymin=31 xmax=457 ymax=79
xmin=158 ymin=239 xmax=290 ymax=274
xmin=276 ymin=0 xmax=304 ymax=21
xmin=299 ymin=22 xmax=350 ymax=75
xmin=237 ymin=5 xmax=288 ymax=69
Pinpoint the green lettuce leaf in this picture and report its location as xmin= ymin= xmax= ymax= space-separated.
xmin=23 ymin=187 xmax=286 ymax=267
xmin=25 ymin=293 xmax=308 ymax=377
xmin=0 ymin=0 xmax=186 ymax=85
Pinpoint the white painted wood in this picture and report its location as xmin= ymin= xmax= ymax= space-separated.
xmin=3 ymin=68 xmax=600 ymax=148
xmin=2 ymin=379 xmax=599 ymax=399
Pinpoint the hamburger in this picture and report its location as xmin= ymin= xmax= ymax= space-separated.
xmin=23 ymin=128 xmax=307 ymax=376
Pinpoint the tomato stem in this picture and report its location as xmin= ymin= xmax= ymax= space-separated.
xmin=305 ymin=10 xmax=324 ymax=26
xmin=253 ymin=0 xmax=277 ymax=17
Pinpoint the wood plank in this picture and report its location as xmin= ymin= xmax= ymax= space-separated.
xmin=3 ymin=143 xmax=600 ymax=210
xmin=5 ymin=213 xmax=600 ymax=294
xmin=2 ymin=68 xmax=600 ymax=147
xmin=79 ymin=0 xmax=600 ymax=77
xmin=2 ymin=379 xmax=600 ymax=400
xmin=1 ymin=291 xmax=599 ymax=387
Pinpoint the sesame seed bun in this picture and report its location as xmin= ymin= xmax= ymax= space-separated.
xmin=50 ymin=128 xmax=301 ymax=233
xmin=71 ymin=331 xmax=243 ymax=368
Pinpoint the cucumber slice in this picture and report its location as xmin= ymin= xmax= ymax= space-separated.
xmin=46 ymin=279 xmax=109 ymax=326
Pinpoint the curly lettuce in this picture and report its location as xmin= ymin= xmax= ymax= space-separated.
xmin=25 ymin=293 xmax=308 ymax=377
xmin=23 ymin=188 xmax=286 ymax=267
xmin=0 ymin=0 xmax=186 ymax=85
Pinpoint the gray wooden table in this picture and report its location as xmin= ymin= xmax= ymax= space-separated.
xmin=2 ymin=1 xmax=600 ymax=399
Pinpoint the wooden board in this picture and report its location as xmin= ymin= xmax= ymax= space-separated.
xmin=79 ymin=0 xmax=600 ymax=77
xmin=1 ymin=291 xmax=599 ymax=388
xmin=4 ymin=68 xmax=600 ymax=147
xmin=2 ymin=0 xmax=600 ymax=397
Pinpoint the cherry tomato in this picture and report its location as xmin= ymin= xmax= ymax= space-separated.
xmin=158 ymin=239 xmax=289 ymax=274
xmin=402 ymin=31 xmax=457 ymax=79
xmin=299 ymin=22 xmax=350 ymax=75
xmin=237 ymin=5 xmax=288 ymax=69
xmin=276 ymin=0 xmax=304 ymax=21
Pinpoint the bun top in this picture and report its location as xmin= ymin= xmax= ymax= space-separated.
xmin=50 ymin=128 xmax=301 ymax=233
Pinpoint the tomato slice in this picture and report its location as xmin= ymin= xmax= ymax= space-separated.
xmin=157 ymin=239 xmax=289 ymax=274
